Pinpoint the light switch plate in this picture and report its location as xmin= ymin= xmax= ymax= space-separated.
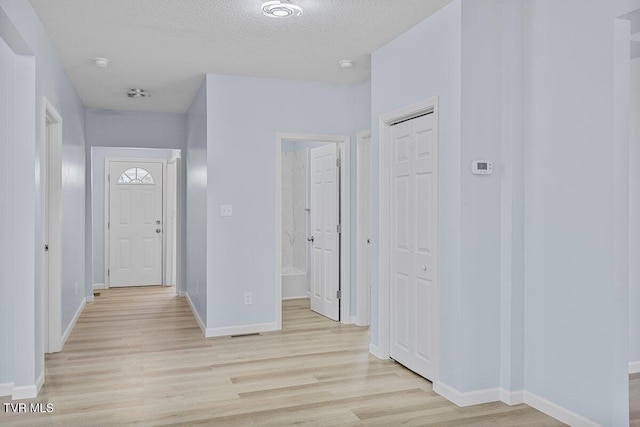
xmin=220 ymin=205 xmax=233 ymax=217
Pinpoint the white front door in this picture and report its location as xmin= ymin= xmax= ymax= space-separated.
xmin=109 ymin=161 xmax=164 ymax=287
xmin=310 ymin=144 xmax=340 ymax=321
xmin=389 ymin=113 xmax=437 ymax=380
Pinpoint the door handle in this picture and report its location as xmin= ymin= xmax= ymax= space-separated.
xmin=156 ymin=228 xmax=162 ymax=234
xmin=307 ymin=236 xmax=314 ymax=243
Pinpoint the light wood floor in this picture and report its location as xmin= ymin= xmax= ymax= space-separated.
xmin=0 ymin=286 xmax=564 ymax=426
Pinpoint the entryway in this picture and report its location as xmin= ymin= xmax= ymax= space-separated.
xmin=93 ymin=148 xmax=182 ymax=291
xmin=276 ymin=133 xmax=352 ymax=325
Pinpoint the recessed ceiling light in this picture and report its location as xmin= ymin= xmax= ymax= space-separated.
xmin=262 ymin=1 xmax=303 ymax=18
xmin=127 ymin=88 xmax=150 ymax=98
xmin=339 ymin=60 xmax=355 ymax=68
xmin=91 ymin=57 xmax=110 ymax=67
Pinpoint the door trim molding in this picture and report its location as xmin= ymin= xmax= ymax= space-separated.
xmin=376 ymin=97 xmax=439 ymax=383
xmin=275 ymin=133 xmax=351 ymax=329
xmin=356 ymin=129 xmax=372 ymax=326
xmin=41 ymin=98 xmax=63 ymax=355
xmin=104 ymin=157 xmax=167 ymax=288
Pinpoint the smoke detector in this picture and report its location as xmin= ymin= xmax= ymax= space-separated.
xmin=339 ymin=60 xmax=355 ymax=68
xmin=91 ymin=57 xmax=110 ymax=67
xmin=127 ymin=88 xmax=150 ymax=98
xmin=262 ymin=1 xmax=303 ymax=18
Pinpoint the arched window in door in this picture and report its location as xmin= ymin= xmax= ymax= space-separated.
xmin=118 ymin=167 xmax=155 ymax=184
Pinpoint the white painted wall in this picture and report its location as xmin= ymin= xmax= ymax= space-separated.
xmin=186 ymin=78 xmax=208 ymax=322
xmin=522 ymin=1 xmax=637 ymax=424
xmin=0 ymin=31 xmax=35 ymax=394
xmin=204 ymin=74 xmax=364 ymax=330
xmin=631 ymin=57 xmax=640 ymax=365
xmin=371 ymin=0 xmax=463 ymax=389
xmin=0 ymin=0 xmax=86 ymax=391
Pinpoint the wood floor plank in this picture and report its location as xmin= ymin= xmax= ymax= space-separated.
xmin=0 ymin=286 xmax=566 ymax=426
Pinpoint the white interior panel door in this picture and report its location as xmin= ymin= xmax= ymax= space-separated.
xmin=390 ymin=113 xmax=437 ymax=380
xmin=310 ymin=144 xmax=340 ymax=321
xmin=109 ymin=161 xmax=163 ymax=287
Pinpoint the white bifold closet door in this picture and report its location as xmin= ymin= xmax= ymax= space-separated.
xmin=309 ymin=144 xmax=340 ymax=321
xmin=389 ymin=113 xmax=437 ymax=380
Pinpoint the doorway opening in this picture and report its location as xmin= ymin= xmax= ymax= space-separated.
xmin=102 ymin=153 xmax=181 ymax=290
xmin=377 ymin=97 xmax=439 ymax=383
xmin=275 ymin=133 xmax=351 ymax=327
xmin=42 ymin=99 xmax=63 ymax=354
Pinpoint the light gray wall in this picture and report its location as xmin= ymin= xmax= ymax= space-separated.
xmin=522 ymin=1 xmax=637 ymax=424
xmin=371 ymin=0 xmax=463 ymax=389
xmin=204 ymin=74 xmax=363 ymax=329
xmin=84 ymin=108 xmax=187 ymax=292
xmin=186 ymin=78 xmax=208 ymax=321
xmin=0 ymin=31 xmax=35 ymax=391
xmin=90 ymin=147 xmax=180 ymax=286
xmin=631 ymin=57 xmax=640 ymax=364
xmin=1 ymin=0 xmax=87 ymax=389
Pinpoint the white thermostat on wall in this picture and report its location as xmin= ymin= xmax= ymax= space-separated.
xmin=471 ymin=160 xmax=493 ymax=175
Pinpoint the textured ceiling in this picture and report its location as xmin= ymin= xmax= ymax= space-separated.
xmin=29 ymin=0 xmax=452 ymax=113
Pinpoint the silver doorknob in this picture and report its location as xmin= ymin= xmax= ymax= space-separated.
xmin=422 ymin=266 xmax=427 ymax=271
xmin=156 ymin=220 xmax=161 ymax=225
xmin=307 ymin=236 xmax=314 ymax=243
xmin=156 ymin=228 xmax=162 ymax=233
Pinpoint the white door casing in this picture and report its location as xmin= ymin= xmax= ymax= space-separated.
xmin=389 ymin=113 xmax=437 ymax=380
xmin=310 ymin=144 xmax=341 ymax=321
xmin=356 ymin=130 xmax=372 ymax=326
xmin=108 ymin=161 xmax=164 ymax=287
xmin=42 ymin=100 xmax=63 ymax=354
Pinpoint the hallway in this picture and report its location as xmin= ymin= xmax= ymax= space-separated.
xmin=1 ymin=287 xmax=560 ymax=426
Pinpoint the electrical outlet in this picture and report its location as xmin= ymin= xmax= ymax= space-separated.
xmin=244 ymin=292 xmax=252 ymax=305
xmin=220 ymin=205 xmax=233 ymax=217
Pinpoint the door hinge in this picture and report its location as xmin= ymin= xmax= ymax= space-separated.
xmin=108 ymin=174 xmax=110 ymax=183
xmin=107 ymin=221 xmax=110 ymax=230
xmin=336 ymin=157 xmax=342 ymax=168
xmin=336 ymin=223 xmax=342 ymax=233
xmin=44 ymin=244 xmax=49 ymax=252
xmin=336 ymin=290 xmax=341 ymax=299
xmin=107 ymin=269 xmax=110 ymax=277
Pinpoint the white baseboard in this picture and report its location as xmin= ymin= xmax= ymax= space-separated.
xmin=348 ymin=315 xmax=358 ymax=324
xmin=61 ymin=297 xmax=85 ymax=348
xmin=433 ymin=381 xmax=502 ymax=407
xmin=12 ymin=383 xmax=37 ymax=400
xmin=630 ymin=361 xmax=640 ymax=374
xmin=205 ymin=322 xmax=278 ymax=338
xmin=178 ymin=290 xmax=185 ymax=297
xmin=282 ymin=296 xmax=309 ymax=301
xmin=86 ymin=295 xmax=94 ymax=303
xmin=92 ymin=283 xmax=106 ymax=290
xmin=185 ymin=292 xmax=206 ymax=335
xmin=36 ymin=371 xmax=44 ymax=394
xmin=0 ymin=382 xmax=14 ymax=397
xmin=369 ymin=343 xmax=386 ymax=360
xmin=523 ymin=391 xmax=598 ymax=427
xmin=500 ymin=388 xmax=524 ymax=406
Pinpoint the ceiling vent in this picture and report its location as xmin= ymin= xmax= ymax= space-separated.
xmin=262 ymin=1 xmax=303 ymax=18
xmin=127 ymin=88 xmax=150 ymax=98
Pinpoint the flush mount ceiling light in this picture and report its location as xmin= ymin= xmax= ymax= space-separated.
xmin=339 ymin=60 xmax=355 ymax=68
xmin=91 ymin=57 xmax=110 ymax=67
xmin=262 ymin=1 xmax=303 ymax=18
xmin=127 ymin=88 xmax=150 ymax=98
